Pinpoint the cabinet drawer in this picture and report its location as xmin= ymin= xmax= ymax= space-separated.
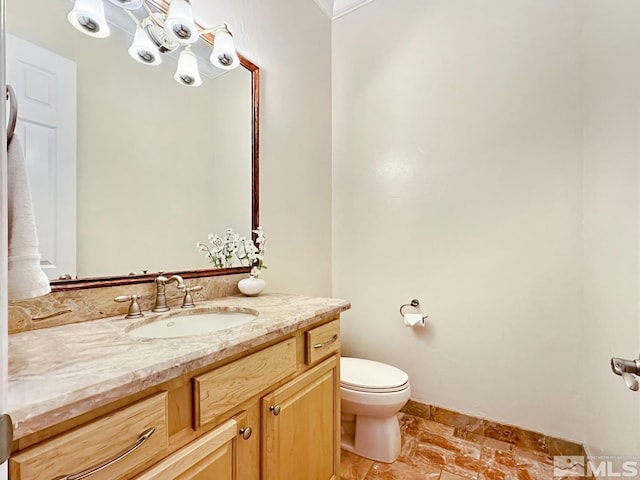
xmin=194 ymin=338 xmax=297 ymax=427
xmin=10 ymin=392 xmax=169 ymax=480
xmin=305 ymin=319 xmax=340 ymax=365
xmin=135 ymin=416 xmax=240 ymax=479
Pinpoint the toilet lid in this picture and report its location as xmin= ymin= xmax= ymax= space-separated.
xmin=340 ymin=357 xmax=409 ymax=393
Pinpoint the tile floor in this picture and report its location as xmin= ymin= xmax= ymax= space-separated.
xmin=341 ymin=413 xmax=569 ymax=480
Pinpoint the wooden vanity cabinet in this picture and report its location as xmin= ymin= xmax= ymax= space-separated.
xmin=262 ymin=355 xmax=340 ymax=480
xmin=9 ymin=316 xmax=341 ymax=480
xmin=9 ymin=393 xmax=170 ymax=480
xmin=193 ymin=337 xmax=297 ymax=428
xmin=134 ymin=411 xmax=250 ymax=480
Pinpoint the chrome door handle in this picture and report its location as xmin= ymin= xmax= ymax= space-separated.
xmin=52 ymin=427 xmax=155 ymax=480
xmin=0 ymin=414 xmax=13 ymax=464
xmin=611 ymin=356 xmax=640 ymax=391
xmin=6 ymin=85 xmax=17 ymax=144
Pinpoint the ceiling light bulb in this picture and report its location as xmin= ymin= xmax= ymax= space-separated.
xmin=174 ymin=47 xmax=202 ymax=87
xmin=165 ymin=0 xmax=199 ymax=44
xmin=107 ymin=0 xmax=143 ymax=9
xmin=128 ymin=26 xmax=162 ymax=66
xmin=67 ymin=0 xmax=111 ymax=38
xmin=210 ymin=29 xmax=240 ymax=70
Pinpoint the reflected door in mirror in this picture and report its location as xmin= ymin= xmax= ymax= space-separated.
xmin=6 ymin=34 xmax=77 ymax=280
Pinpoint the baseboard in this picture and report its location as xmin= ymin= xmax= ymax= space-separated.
xmin=401 ymin=399 xmax=584 ymax=457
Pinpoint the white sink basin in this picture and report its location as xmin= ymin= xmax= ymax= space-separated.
xmin=126 ymin=309 xmax=259 ymax=339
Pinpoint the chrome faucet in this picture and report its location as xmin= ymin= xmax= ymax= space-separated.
xmin=152 ymin=274 xmax=186 ymax=312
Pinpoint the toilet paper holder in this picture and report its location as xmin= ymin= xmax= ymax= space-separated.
xmin=399 ymin=299 xmax=428 ymax=321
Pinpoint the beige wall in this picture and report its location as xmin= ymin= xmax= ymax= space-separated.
xmin=333 ymin=0 xmax=586 ymax=441
xmin=1 ymin=0 xmax=638 ymax=454
xmin=582 ymin=0 xmax=640 ymax=457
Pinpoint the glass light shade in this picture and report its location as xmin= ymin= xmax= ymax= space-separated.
xmin=107 ymin=0 xmax=143 ymax=10
xmin=67 ymin=0 xmax=111 ymax=38
xmin=165 ymin=0 xmax=199 ymax=44
xmin=174 ymin=48 xmax=202 ymax=87
xmin=210 ymin=30 xmax=240 ymax=70
xmin=128 ymin=26 xmax=162 ymax=66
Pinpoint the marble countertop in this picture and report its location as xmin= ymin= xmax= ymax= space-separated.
xmin=8 ymin=293 xmax=350 ymax=440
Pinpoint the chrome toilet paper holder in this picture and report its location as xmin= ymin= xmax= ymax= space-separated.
xmin=399 ymin=299 xmax=428 ymax=320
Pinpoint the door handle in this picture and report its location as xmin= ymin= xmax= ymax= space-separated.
xmin=611 ymin=355 xmax=640 ymax=391
xmin=0 ymin=414 xmax=13 ymax=464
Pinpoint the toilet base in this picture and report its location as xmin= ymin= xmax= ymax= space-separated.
xmin=340 ymin=413 xmax=401 ymax=464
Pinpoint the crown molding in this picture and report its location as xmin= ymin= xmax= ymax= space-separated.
xmin=332 ymin=0 xmax=377 ymax=20
xmin=312 ymin=0 xmax=334 ymax=19
xmin=312 ymin=0 xmax=378 ymax=21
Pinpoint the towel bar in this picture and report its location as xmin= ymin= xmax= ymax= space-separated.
xmin=6 ymin=85 xmax=17 ymax=146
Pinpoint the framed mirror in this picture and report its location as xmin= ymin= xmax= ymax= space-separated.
xmin=6 ymin=0 xmax=259 ymax=291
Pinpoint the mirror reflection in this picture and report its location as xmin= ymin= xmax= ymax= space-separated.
xmin=6 ymin=0 xmax=255 ymax=281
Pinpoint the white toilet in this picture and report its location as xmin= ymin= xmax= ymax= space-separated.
xmin=340 ymin=357 xmax=411 ymax=463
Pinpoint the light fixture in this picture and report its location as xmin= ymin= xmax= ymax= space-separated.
xmin=68 ymin=0 xmax=111 ymax=38
xmin=174 ymin=46 xmax=202 ymax=87
xmin=67 ymin=0 xmax=241 ymax=87
xmin=128 ymin=25 xmax=161 ymax=66
xmin=210 ymin=28 xmax=240 ymax=70
xmin=165 ymin=0 xmax=199 ymax=44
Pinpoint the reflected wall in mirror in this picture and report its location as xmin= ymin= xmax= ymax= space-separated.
xmin=6 ymin=0 xmax=258 ymax=288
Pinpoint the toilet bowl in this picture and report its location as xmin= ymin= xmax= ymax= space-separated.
xmin=340 ymin=357 xmax=410 ymax=463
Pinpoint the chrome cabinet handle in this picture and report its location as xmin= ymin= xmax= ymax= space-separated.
xmin=52 ymin=427 xmax=155 ymax=480
xmin=270 ymin=405 xmax=281 ymax=416
xmin=313 ymin=334 xmax=338 ymax=349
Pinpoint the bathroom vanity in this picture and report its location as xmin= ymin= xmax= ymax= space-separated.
xmin=7 ymin=294 xmax=349 ymax=480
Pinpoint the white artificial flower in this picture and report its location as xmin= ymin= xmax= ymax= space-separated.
xmin=253 ymin=226 xmax=265 ymax=245
xmin=197 ymin=226 xmax=266 ymax=270
xmin=209 ymin=235 xmax=224 ymax=252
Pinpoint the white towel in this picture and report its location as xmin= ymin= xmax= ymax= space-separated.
xmin=7 ymin=135 xmax=51 ymax=300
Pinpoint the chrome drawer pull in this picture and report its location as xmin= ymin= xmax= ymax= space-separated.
xmin=313 ymin=334 xmax=338 ymax=349
xmin=52 ymin=427 xmax=155 ymax=480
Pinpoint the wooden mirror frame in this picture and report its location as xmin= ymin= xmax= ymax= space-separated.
xmin=52 ymin=5 xmax=259 ymax=291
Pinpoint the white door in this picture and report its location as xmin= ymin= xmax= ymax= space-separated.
xmin=6 ymin=34 xmax=76 ymax=280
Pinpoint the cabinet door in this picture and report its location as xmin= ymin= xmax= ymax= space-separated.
xmin=262 ymin=356 xmax=340 ymax=480
xmin=136 ymin=411 xmax=251 ymax=480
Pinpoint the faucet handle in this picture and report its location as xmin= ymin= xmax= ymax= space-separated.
xmin=114 ymin=295 xmax=144 ymax=319
xmin=181 ymin=286 xmax=203 ymax=309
